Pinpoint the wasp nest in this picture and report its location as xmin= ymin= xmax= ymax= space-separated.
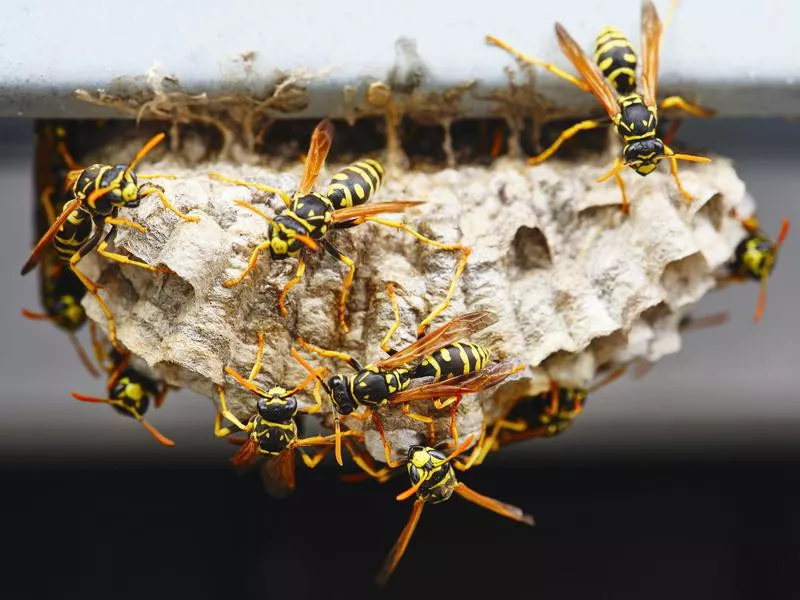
xmin=77 ymin=131 xmax=751 ymax=464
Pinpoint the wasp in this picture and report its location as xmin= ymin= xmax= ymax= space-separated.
xmin=298 ymin=298 xmax=521 ymax=467
xmin=209 ymin=119 xmax=471 ymax=334
xmin=476 ymin=365 xmax=630 ymax=462
xmin=20 ymin=132 xmax=199 ymax=351
xmin=22 ymin=124 xmax=101 ymax=376
xmin=214 ymin=332 xmax=355 ymax=498
xmin=721 ymin=212 xmax=790 ymax=323
xmin=374 ymin=435 xmax=534 ymax=585
xmin=71 ymin=346 xmax=175 ymax=446
xmin=486 ymin=1 xmax=713 ymax=213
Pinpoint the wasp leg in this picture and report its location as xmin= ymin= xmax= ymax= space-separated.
xmin=278 ymin=256 xmax=306 ymax=318
xmin=39 ymin=186 xmax=58 ymax=227
xmin=137 ymin=173 xmax=177 ymax=180
xmin=69 ymin=228 xmax=122 ymax=351
xmin=357 ymin=216 xmax=471 ymax=338
xmin=208 ymin=171 xmax=294 ymax=209
xmin=374 ymin=499 xmax=426 ymax=586
xmin=296 ymin=445 xmax=332 ymax=469
xmin=139 ymin=184 xmax=199 ymax=222
xmin=213 ymin=385 xmax=253 ymax=437
xmin=342 ymin=438 xmax=394 ymax=482
xmin=96 ymin=241 xmax=172 ymax=274
xmin=321 ymin=240 xmax=356 ymax=333
xmin=400 ymin=402 xmax=435 ymax=445
xmin=381 ymin=282 xmax=402 ymax=355
xmin=661 ymin=118 xmax=684 ymax=147
xmin=370 ymin=409 xmax=404 ymax=468
xmin=454 ymin=422 xmax=488 ymax=472
xmin=529 ymin=119 xmax=607 ymax=166
xmin=485 ymin=35 xmax=590 ymax=92
xmin=223 ymin=240 xmax=272 ymax=287
xmin=663 ymin=145 xmax=694 ymax=204
xmin=246 ymin=331 xmax=266 ymax=381
xmin=67 ymin=332 xmax=101 ymax=378
xmin=104 ymin=216 xmax=147 ymax=233
xmin=659 ymin=96 xmax=715 ymax=118
xmin=607 ymin=155 xmax=630 ymax=214
xmin=296 ymin=337 xmax=363 ymax=371
xmin=433 ymin=396 xmax=462 ymax=445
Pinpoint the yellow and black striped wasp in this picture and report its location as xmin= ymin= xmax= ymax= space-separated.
xmin=486 ymin=0 xmax=712 ymax=212
xmin=22 ymin=123 xmax=101 ymax=376
xmin=209 ymin=119 xmax=470 ymax=334
xmin=374 ymin=435 xmax=534 ymax=585
xmin=474 ymin=365 xmax=630 ymax=463
xmin=214 ymin=333 xmax=356 ymax=498
xmin=71 ymin=345 xmax=175 ymax=447
xmin=721 ymin=212 xmax=790 ymax=323
xmin=296 ymin=289 xmax=519 ymax=466
xmin=20 ymin=132 xmax=199 ymax=350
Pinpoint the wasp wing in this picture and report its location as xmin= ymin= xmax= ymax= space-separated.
xmin=375 ymin=311 xmax=499 ymax=371
xmin=555 ymin=22 xmax=621 ymax=120
xmin=374 ymin=499 xmax=426 ymax=585
xmin=640 ymin=0 xmax=663 ymax=108
xmin=388 ymin=360 xmax=521 ymax=405
xmin=331 ymin=201 xmax=424 ymax=223
xmin=230 ymin=436 xmax=261 ymax=469
xmin=259 ymin=449 xmax=297 ymax=499
xmin=21 ymin=197 xmax=82 ymax=275
xmin=298 ymin=120 xmax=334 ymax=195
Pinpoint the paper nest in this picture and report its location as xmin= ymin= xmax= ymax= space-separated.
xmin=79 ymin=143 xmax=752 ymax=464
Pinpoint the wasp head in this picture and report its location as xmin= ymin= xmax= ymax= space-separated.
xmin=328 ymin=374 xmax=356 ymax=415
xmin=256 ymin=393 xmax=297 ymax=423
xmin=110 ymin=372 xmax=150 ymax=418
xmin=735 ymin=235 xmax=776 ymax=281
xmin=623 ymin=138 xmax=665 ymax=176
xmin=268 ymin=215 xmax=308 ymax=260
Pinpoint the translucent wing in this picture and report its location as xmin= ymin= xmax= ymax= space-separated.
xmin=374 ymin=499 xmax=426 ymax=585
xmin=297 ymin=120 xmax=334 ymax=195
xmin=20 ymin=197 xmax=82 ymax=275
xmin=375 ymin=311 xmax=499 ymax=371
xmin=259 ymin=449 xmax=297 ymax=499
xmin=555 ymin=23 xmax=621 ymax=120
xmin=453 ymin=483 xmax=534 ymax=525
xmin=388 ymin=360 xmax=521 ymax=405
xmin=230 ymin=436 xmax=261 ymax=469
xmin=331 ymin=201 xmax=424 ymax=224
xmin=640 ymin=0 xmax=663 ymax=108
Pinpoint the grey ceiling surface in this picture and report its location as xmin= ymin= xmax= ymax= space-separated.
xmin=1 ymin=0 xmax=799 ymax=118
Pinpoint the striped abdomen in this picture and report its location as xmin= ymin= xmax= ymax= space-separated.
xmin=325 ymin=159 xmax=385 ymax=210
xmin=412 ymin=343 xmax=491 ymax=381
xmin=53 ymin=208 xmax=93 ymax=262
xmin=594 ymin=26 xmax=638 ymax=95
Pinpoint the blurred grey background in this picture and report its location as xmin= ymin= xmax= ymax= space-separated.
xmin=1 ymin=117 xmax=797 ymax=465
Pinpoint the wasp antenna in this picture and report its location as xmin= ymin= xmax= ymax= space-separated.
xmin=396 ymin=478 xmax=424 ymax=502
xmin=137 ymin=416 xmax=175 ymax=447
xmin=124 ymin=133 xmax=166 ymax=178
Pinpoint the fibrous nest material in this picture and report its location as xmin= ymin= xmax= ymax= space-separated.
xmin=77 ymin=130 xmax=751 ymax=464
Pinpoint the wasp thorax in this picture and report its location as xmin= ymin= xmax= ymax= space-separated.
xmin=328 ymin=375 xmax=356 ymax=415
xmin=256 ymin=394 xmax=297 ymax=422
